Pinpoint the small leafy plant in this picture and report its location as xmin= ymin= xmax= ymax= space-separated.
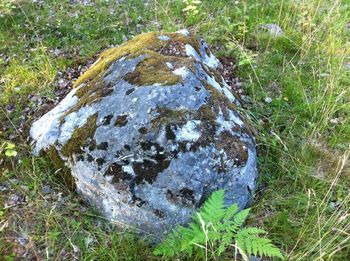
xmin=154 ymin=190 xmax=283 ymax=260
xmin=1 ymin=142 xmax=17 ymax=157
xmin=182 ymin=0 xmax=202 ymax=15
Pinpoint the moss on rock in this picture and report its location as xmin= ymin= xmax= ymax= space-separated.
xmin=216 ymin=130 xmax=248 ymax=166
xmin=60 ymin=81 xmax=112 ymax=124
xmin=124 ymin=51 xmax=182 ymax=86
xmin=151 ymin=108 xmax=188 ymax=128
xmin=203 ymin=83 xmax=237 ymax=113
xmin=73 ymin=32 xmax=163 ymax=88
xmin=61 ymin=31 xmax=201 ymax=121
xmin=73 ymin=31 xmax=201 ymax=88
xmin=61 ymin=113 xmax=98 ymax=157
xmin=46 ymin=146 xmax=77 ymax=191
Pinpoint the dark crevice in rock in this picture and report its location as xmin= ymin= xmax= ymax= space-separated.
xmin=165 ymin=125 xmax=176 ymax=140
xmin=86 ymin=154 xmax=93 ymax=162
xmin=102 ymin=114 xmax=113 ymax=125
xmin=138 ymin=127 xmax=148 ymax=134
xmin=115 ymin=115 xmax=128 ymax=127
xmin=104 ymin=163 xmax=132 ymax=183
xmin=133 ymin=141 xmax=170 ymax=184
xmin=154 ymin=209 xmax=165 ymax=218
xmin=96 ymin=158 xmax=106 ymax=166
xmin=125 ymin=88 xmax=135 ymax=95
xmin=139 ymin=141 xmax=164 ymax=152
xmin=179 ymin=188 xmax=195 ymax=205
xmin=165 ymin=188 xmax=195 ymax=207
xmin=96 ymin=142 xmax=109 ymax=150
xmin=131 ymin=195 xmax=147 ymax=208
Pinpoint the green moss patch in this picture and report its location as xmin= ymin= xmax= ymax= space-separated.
xmin=151 ymin=108 xmax=189 ymax=128
xmin=73 ymin=32 xmax=162 ymax=88
xmin=61 ymin=113 xmax=98 ymax=157
xmin=124 ymin=51 xmax=182 ymax=86
xmin=73 ymin=31 xmax=201 ymax=88
xmin=62 ymin=32 xmax=202 ymax=119
xmin=217 ymin=130 xmax=248 ymax=166
xmin=60 ymin=81 xmax=113 ymax=124
xmin=45 ymin=146 xmax=76 ymax=191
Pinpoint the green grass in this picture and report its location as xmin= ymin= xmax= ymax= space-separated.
xmin=1 ymin=0 xmax=349 ymax=260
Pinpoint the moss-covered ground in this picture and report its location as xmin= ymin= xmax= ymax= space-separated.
xmin=0 ymin=0 xmax=349 ymax=260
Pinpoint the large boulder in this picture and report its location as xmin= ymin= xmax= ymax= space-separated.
xmin=30 ymin=30 xmax=258 ymax=236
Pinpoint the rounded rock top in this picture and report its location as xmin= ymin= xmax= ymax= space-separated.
xmin=30 ymin=30 xmax=258 ymax=237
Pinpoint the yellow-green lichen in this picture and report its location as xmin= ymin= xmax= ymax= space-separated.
xmin=61 ymin=113 xmax=98 ymax=157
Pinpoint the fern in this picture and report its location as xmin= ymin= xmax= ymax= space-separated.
xmin=154 ymin=189 xmax=283 ymax=259
xmin=236 ymin=228 xmax=283 ymax=258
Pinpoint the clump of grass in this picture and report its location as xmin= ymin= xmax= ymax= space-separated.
xmin=1 ymin=54 xmax=56 ymax=104
xmin=0 ymin=147 xmax=156 ymax=260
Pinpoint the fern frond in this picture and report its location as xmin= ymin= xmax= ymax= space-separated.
xmin=236 ymin=228 xmax=283 ymax=258
xmin=153 ymin=228 xmax=182 ymax=257
xmin=233 ymin=208 xmax=250 ymax=227
xmin=154 ymin=189 xmax=283 ymax=260
xmin=224 ymin=203 xmax=239 ymax=220
xmin=217 ymin=230 xmax=234 ymax=255
xmin=243 ymin=227 xmax=267 ymax=234
xmin=196 ymin=189 xmax=226 ymax=224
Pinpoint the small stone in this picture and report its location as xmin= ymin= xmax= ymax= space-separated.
xmin=260 ymin=24 xmax=284 ymax=38
xmin=0 ymin=185 xmax=8 ymax=192
xmin=346 ymin=21 xmax=350 ymax=29
xmin=264 ymin=97 xmax=273 ymax=103
xmin=20 ymin=185 xmax=29 ymax=192
xmin=330 ymin=117 xmax=345 ymax=125
xmin=42 ymin=185 xmax=51 ymax=194
xmin=85 ymin=236 xmax=94 ymax=247
xmin=17 ymin=237 xmax=29 ymax=246
xmin=4 ymin=194 xmax=25 ymax=208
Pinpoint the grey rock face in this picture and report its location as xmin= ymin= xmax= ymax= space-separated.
xmin=30 ymin=30 xmax=258 ymax=237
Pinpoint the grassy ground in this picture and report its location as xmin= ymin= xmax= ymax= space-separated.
xmin=0 ymin=0 xmax=349 ymax=260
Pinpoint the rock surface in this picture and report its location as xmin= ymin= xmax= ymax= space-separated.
xmin=30 ymin=30 xmax=258 ymax=236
